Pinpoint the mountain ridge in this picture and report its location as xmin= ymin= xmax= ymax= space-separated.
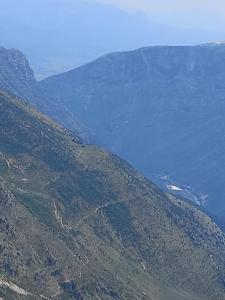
xmin=0 ymin=47 xmax=89 ymax=141
xmin=2 ymin=0 xmax=225 ymax=79
xmin=40 ymin=43 xmax=225 ymax=217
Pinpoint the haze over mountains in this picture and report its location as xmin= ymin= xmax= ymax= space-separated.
xmin=1 ymin=0 xmax=225 ymax=79
xmin=2 ymin=1 xmax=225 ymax=299
xmin=1 ymin=44 xmax=225 ymax=218
xmin=40 ymin=44 xmax=225 ymax=217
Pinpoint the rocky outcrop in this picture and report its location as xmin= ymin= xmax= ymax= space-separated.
xmin=0 ymin=179 xmax=15 ymax=207
xmin=0 ymin=48 xmax=35 ymax=83
xmin=0 ymin=47 xmax=90 ymax=141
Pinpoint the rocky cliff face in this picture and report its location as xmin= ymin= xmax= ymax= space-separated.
xmin=0 ymin=179 xmax=15 ymax=207
xmin=0 ymin=47 xmax=35 ymax=83
xmin=40 ymin=44 xmax=225 ymax=217
xmin=0 ymin=47 xmax=36 ymax=98
xmin=0 ymin=47 xmax=89 ymax=141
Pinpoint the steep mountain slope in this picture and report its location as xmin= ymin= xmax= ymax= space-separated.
xmin=1 ymin=91 xmax=225 ymax=299
xmin=40 ymin=44 xmax=225 ymax=217
xmin=0 ymin=47 xmax=88 ymax=140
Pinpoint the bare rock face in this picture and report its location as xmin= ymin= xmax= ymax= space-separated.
xmin=0 ymin=47 xmax=36 ymax=99
xmin=0 ymin=179 xmax=15 ymax=207
xmin=0 ymin=47 xmax=90 ymax=141
xmin=0 ymin=47 xmax=35 ymax=83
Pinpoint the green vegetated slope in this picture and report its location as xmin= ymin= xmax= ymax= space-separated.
xmin=0 ymin=90 xmax=225 ymax=300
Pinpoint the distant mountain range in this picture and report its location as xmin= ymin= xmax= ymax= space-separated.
xmin=1 ymin=44 xmax=225 ymax=218
xmin=1 ymin=0 xmax=225 ymax=79
xmin=1 ymin=89 xmax=225 ymax=299
xmin=39 ymin=44 xmax=225 ymax=217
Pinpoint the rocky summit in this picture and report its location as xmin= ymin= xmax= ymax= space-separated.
xmin=0 ymin=47 xmax=88 ymax=141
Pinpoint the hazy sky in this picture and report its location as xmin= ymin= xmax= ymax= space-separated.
xmin=3 ymin=0 xmax=224 ymax=17
xmin=92 ymin=0 xmax=225 ymax=13
xmin=91 ymin=0 xmax=225 ymax=31
xmin=1 ymin=0 xmax=225 ymax=78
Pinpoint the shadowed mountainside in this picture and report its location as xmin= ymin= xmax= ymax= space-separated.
xmin=40 ymin=44 xmax=225 ymax=217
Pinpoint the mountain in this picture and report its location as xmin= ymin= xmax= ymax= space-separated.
xmin=0 ymin=47 xmax=37 ymax=98
xmin=0 ymin=47 xmax=89 ymax=140
xmin=40 ymin=44 xmax=225 ymax=217
xmin=1 ymin=0 xmax=224 ymax=79
xmin=1 ymin=90 xmax=225 ymax=299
